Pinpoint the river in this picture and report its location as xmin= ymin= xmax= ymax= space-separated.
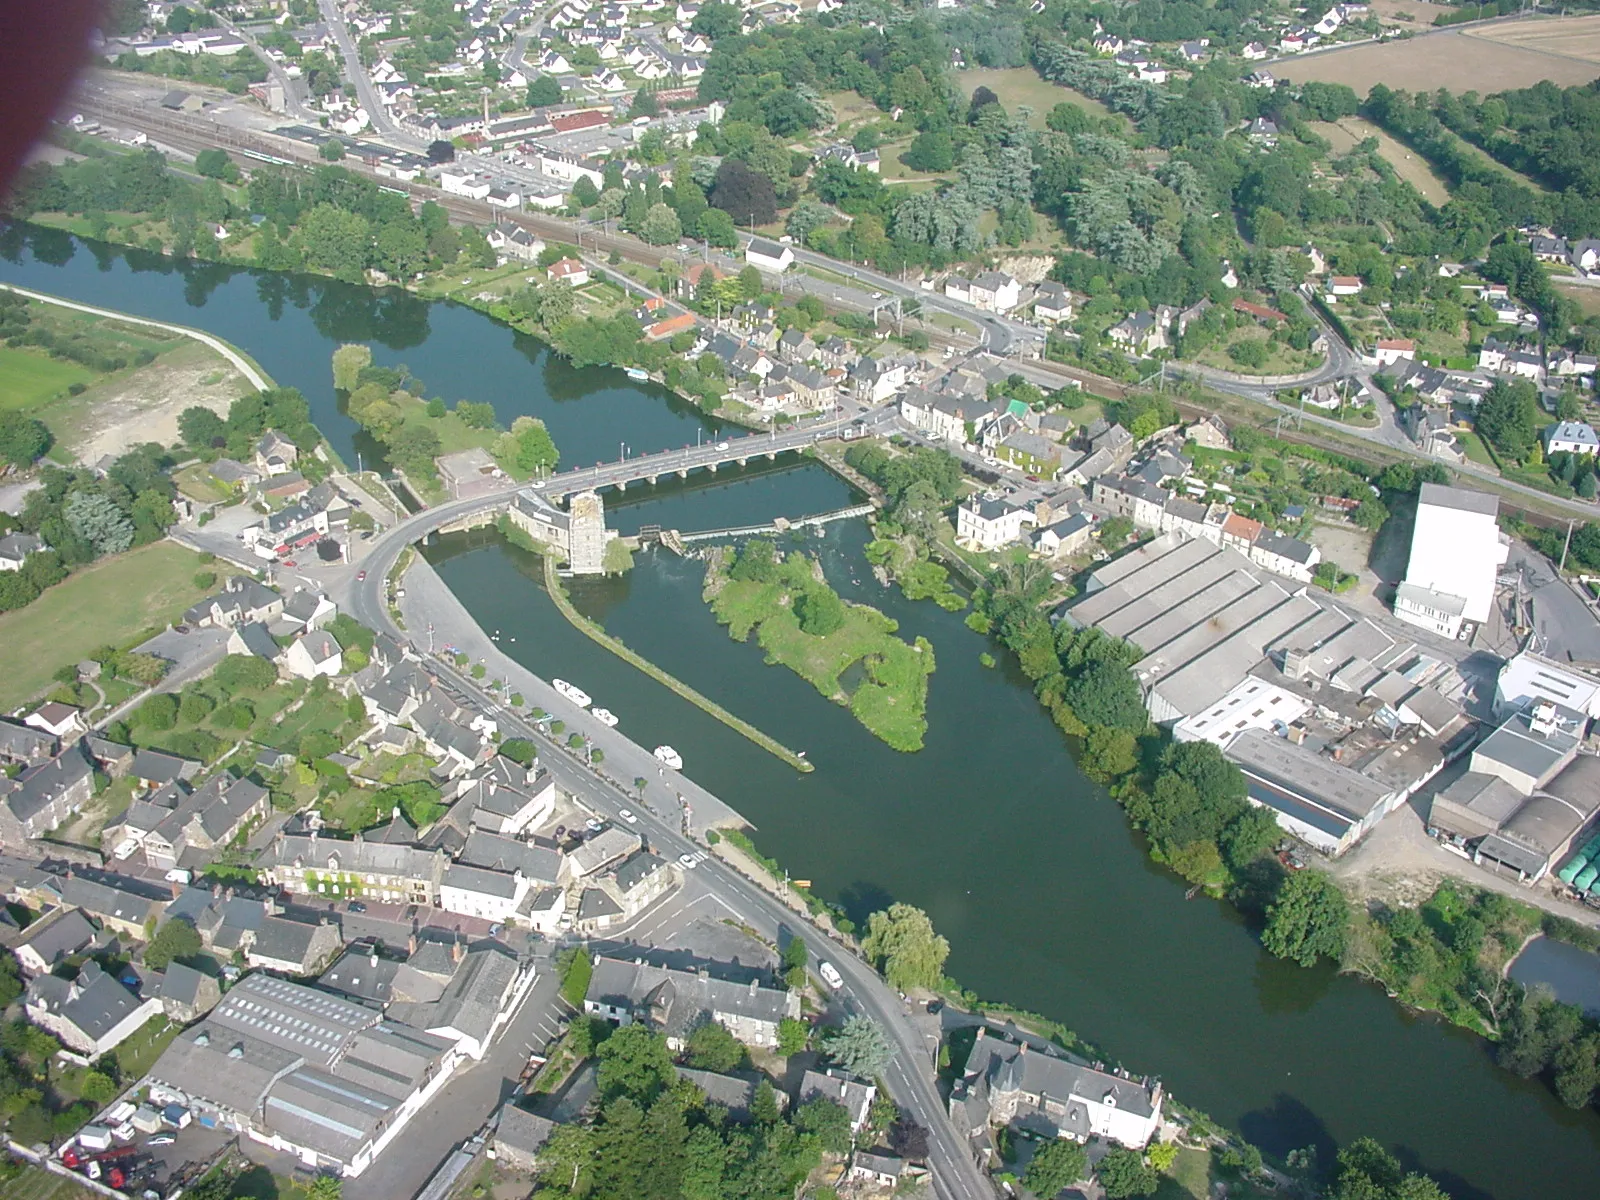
xmin=3 ymin=228 xmax=1595 ymax=1199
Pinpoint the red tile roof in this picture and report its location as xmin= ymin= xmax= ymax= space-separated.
xmin=549 ymin=110 xmax=610 ymax=133
xmin=645 ymin=312 xmax=697 ymax=340
xmin=1232 ymin=298 xmax=1288 ymax=323
xmin=1221 ymin=512 xmax=1263 ymax=542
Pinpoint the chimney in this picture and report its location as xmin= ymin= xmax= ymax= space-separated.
xmin=211 ymin=882 xmax=222 ymax=900
xmin=169 ymin=878 xmax=183 ymax=900
xmin=392 ymin=806 xmax=402 ymax=821
xmin=974 ymin=1027 xmax=986 ymax=1041
xmin=370 ymin=949 xmax=378 ymax=968
xmin=451 ymin=939 xmax=463 ymax=964
xmin=1018 ymin=1041 xmax=1028 ymax=1056
xmin=224 ymin=887 xmax=234 ymax=902
xmin=748 ymin=978 xmax=759 ymax=996
xmin=407 ymin=933 xmax=417 ymax=956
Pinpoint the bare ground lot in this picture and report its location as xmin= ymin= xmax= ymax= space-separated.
xmin=61 ymin=338 xmax=250 ymax=463
xmin=1310 ymin=118 xmax=1450 ymax=204
xmin=1274 ymin=25 xmax=1600 ymax=94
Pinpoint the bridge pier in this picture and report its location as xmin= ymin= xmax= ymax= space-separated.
xmin=736 ymin=458 xmax=746 ymax=468
xmin=648 ymin=475 xmax=657 ymax=485
xmin=616 ymin=480 xmax=626 ymax=492
xmin=765 ymin=451 xmax=775 ymax=461
xmin=709 ymin=463 xmax=718 ymax=473
xmin=677 ymin=468 xmax=688 ymax=479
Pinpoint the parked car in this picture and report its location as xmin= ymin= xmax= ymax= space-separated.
xmin=146 ymin=1135 xmax=175 ymax=1147
xmin=584 ymin=817 xmax=604 ymax=832
xmin=818 ymin=961 xmax=843 ymax=989
xmin=617 ymin=808 xmax=638 ymax=824
xmin=347 ymin=901 xmax=366 ymax=913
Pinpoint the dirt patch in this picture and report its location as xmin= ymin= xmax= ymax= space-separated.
xmin=1309 ymin=117 xmax=1450 ymax=204
xmin=1366 ymin=0 xmax=1460 ymax=32
xmin=996 ymin=254 xmax=1056 ymax=284
xmin=57 ymin=340 xmax=248 ymax=464
xmin=1464 ymin=14 xmax=1600 ymax=66
xmin=1273 ymin=26 xmax=1600 ymax=94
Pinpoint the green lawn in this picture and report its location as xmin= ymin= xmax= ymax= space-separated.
xmin=172 ymin=462 xmax=232 ymax=503
xmin=957 ymin=66 xmax=1121 ymax=128
xmin=0 ymin=346 xmax=94 ymax=411
xmin=112 ymin=1012 xmax=181 ymax=1079
xmin=707 ymin=552 xmax=934 ymax=751
xmin=1456 ymin=427 xmax=1497 ymax=467
xmin=5 ymin=1166 xmax=96 ymax=1200
xmin=0 ymin=540 xmax=212 ymax=711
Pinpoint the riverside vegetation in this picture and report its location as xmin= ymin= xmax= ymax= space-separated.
xmin=705 ymin=538 xmax=935 ymax=752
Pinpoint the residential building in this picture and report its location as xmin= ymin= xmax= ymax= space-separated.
xmin=24 ymin=703 xmax=86 ymax=740
xmin=1032 ymin=282 xmax=1074 ymax=324
xmin=0 ymin=740 xmax=96 ymax=846
xmin=13 ymin=906 xmax=96 ymax=975
xmin=798 ymin=1068 xmax=876 ymax=1132
xmin=285 ymin=630 xmax=344 ymax=680
xmin=1546 ymin=421 xmax=1600 ymax=457
xmin=0 ymin=717 xmax=57 ymax=766
xmin=183 ymin=576 xmax=284 ymax=629
xmin=850 ymin=1151 xmax=912 ymax=1188
xmin=968 ymin=271 xmax=1021 ymax=313
xmin=1374 ymin=338 xmax=1416 ymax=366
xmin=1033 ymin=511 xmax=1095 ymax=558
xmin=957 ymin=497 xmax=1035 ymax=550
xmin=246 ymin=915 xmax=343 ymax=975
xmin=59 ymin=871 xmax=169 ymax=940
xmin=264 ymin=831 xmax=448 ymax=907
xmin=494 ymin=1106 xmax=556 ymax=1170
xmin=0 ymin=532 xmax=47 ymax=571
xmin=677 ymin=1067 xmax=764 ymax=1121
xmin=744 ymin=238 xmax=794 ymax=273
xmin=159 ymin=962 xmax=222 ymax=1023
xmin=147 ymin=972 xmax=466 ymax=1177
xmin=385 ymin=942 xmax=529 ymax=1060
xmin=547 ymin=257 xmax=589 ymax=286
xmin=583 ymin=954 xmax=800 ymax=1049
xmin=25 ymin=960 xmax=161 ymax=1060
xmin=1327 ymin=276 xmax=1363 ymax=297
xmin=1393 ymin=484 xmax=1508 ymax=638
xmin=1107 ymin=311 xmax=1166 ymax=356
xmin=949 ymin=1028 xmax=1162 ymax=1153
xmin=899 ymin=389 xmax=997 ymax=444
xmin=255 ymin=430 xmax=299 ymax=476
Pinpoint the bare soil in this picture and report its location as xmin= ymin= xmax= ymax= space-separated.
xmin=1273 ymin=26 xmax=1600 ymax=94
xmin=55 ymin=339 xmax=248 ymax=464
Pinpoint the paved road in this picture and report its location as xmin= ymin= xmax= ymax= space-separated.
xmin=223 ymin=15 xmax=315 ymax=122
xmin=318 ymin=0 xmax=418 ymax=143
xmin=345 ymin=564 xmax=994 ymax=1200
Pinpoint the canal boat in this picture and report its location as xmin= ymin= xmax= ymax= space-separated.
xmin=625 ymin=367 xmax=650 ymax=381
xmin=552 ymin=679 xmax=592 ymax=708
xmin=592 ymin=707 xmax=619 ymax=728
xmin=653 ymin=745 xmax=683 ymax=769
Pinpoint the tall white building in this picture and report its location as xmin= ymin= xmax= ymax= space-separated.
xmin=1393 ymin=483 xmax=1509 ymax=639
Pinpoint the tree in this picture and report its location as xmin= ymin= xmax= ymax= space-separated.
xmin=0 ymin=411 xmax=51 ymax=467
xmin=1097 ymin=1148 xmax=1158 ymax=1199
xmin=299 ymin=202 xmax=370 ymax=277
xmin=332 ymin=343 xmax=372 ymax=392
xmin=641 ymin=202 xmax=682 ymax=246
xmin=596 ymin=1023 xmax=676 ymax=1102
xmin=137 ymin=693 xmax=178 ymax=731
xmin=690 ymin=1 xmax=742 ymax=39
xmin=1098 ymin=515 xmax=1134 ymax=548
xmin=628 ymin=88 xmax=659 ymax=119
xmin=177 ymin=405 xmax=227 ymax=450
xmin=319 ymin=140 xmax=345 ymax=162
xmin=65 ymin=491 xmax=133 ymax=556
xmin=1475 ymin=377 xmax=1541 ymax=461
xmin=709 ymin=158 xmax=778 ymax=227
xmin=194 ymin=148 xmax=237 ymax=182
xmin=527 ymin=74 xmax=563 ymax=107
xmin=824 ymin=1015 xmax=894 ymax=1077
xmin=889 ymin=1115 xmax=929 ymax=1160
xmin=685 ymin=1020 xmax=746 ymax=1072
xmin=777 ymin=1017 xmax=809 ymax=1056
xmin=144 ymin=917 xmax=202 ymax=970
xmin=1262 ymin=870 xmax=1349 ymax=967
xmin=785 ymin=201 xmax=831 ymax=244
xmin=1026 ymin=1138 xmax=1089 ymax=1197
xmin=494 ymin=415 xmax=560 ymax=475
xmin=794 ymin=585 xmax=845 ymax=636
xmin=861 ymin=903 xmax=949 ymax=991
xmin=78 ymin=1071 xmax=118 ymax=1105
xmin=1553 ymin=1034 xmax=1600 ymax=1109
xmin=793 ymin=1098 xmax=852 ymax=1154
xmin=902 ymin=130 xmax=955 ymax=173
xmin=781 ymin=935 xmax=808 ymax=973
xmin=1351 ymin=498 xmax=1389 ymax=532
xmin=696 ymin=207 xmax=738 ymax=249
xmin=1063 ymin=662 xmax=1147 ymax=732
xmin=307 ymin=1176 xmax=342 ymax=1200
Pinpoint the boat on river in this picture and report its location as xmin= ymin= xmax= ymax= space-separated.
xmin=625 ymin=367 xmax=650 ymax=381
xmin=552 ymin=679 xmax=591 ymax=708
xmin=653 ymin=745 xmax=683 ymax=770
xmin=592 ymin=707 xmax=619 ymax=727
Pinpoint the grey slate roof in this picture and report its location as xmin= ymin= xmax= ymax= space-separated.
xmin=459 ymin=830 xmax=562 ymax=881
xmin=27 ymin=961 xmax=147 ymax=1042
xmin=585 ymin=955 xmax=796 ymax=1038
xmin=443 ymin=863 xmax=519 ymax=899
xmin=159 ymin=961 xmax=211 ymax=1006
xmin=496 ymin=1104 xmax=556 ymax=1156
xmin=15 ymin=906 xmax=96 ymax=967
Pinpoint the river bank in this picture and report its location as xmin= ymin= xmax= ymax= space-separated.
xmin=8 ymin=230 xmax=1600 ymax=1199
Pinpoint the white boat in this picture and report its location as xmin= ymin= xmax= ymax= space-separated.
xmin=552 ymin=679 xmax=592 ymax=708
xmin=625 ymin=367 xmax=650 ymax=381
xmin=592 ymin=707 xmax=619 ymax=727
xmin=653 ymin=745 xmax=683 ymax=770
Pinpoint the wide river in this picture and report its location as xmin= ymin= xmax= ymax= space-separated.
xmin=4 ymin=227 xmax=1594 ymax=1198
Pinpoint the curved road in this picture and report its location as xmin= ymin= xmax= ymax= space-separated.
xmin=0 ymin=283 xmax=270 ymax=389
xmin=342 ymin=471 xmax=994 ymax=1200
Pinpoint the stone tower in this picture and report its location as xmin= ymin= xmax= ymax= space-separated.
xmin=567 ymin=489 xmax=608 ymax=575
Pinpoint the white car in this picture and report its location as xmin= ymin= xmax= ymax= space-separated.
xmin=715 ymin=441 xmax=730 ymax=451
xmin=584 ymin=817 xmax=604 ymax=833
xmin=618 ymin=808 xmax=638 ymax=824
xmin=147 ymin=1134 xmax=176 ymax=1147
xmin=818 ymin=961 xmax=843 ymax=990
xmin=678 ymin=852 xmax=699 ymax=870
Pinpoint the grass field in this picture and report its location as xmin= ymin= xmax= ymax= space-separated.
xmin=956 ymin=66 xmax=1118 ymax=129
xmin=1464 ymin=13 xmax=1600 ymax=64
xmin=5 ymin=1166 xmax=95 ymax=1200
xmin=0 ymin=345 xmax=94 ymax=411
xmin=1557 ymin=282 xmax=1600 ymax=317
xmin=1273 ymin=25 xmax=1600 ymax=93
xmin=0 ymin=540 xmax=211 ymax=711
xmin=1310 ymin=118 xmax=1451 ymax=204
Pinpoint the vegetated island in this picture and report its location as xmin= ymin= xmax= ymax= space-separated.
xmin=704 ymin=538 xmax=934 ymax=752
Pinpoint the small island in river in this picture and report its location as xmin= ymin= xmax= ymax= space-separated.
xmin=704 ymin=539 xmax=935 ymax=751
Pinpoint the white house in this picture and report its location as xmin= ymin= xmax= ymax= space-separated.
xmin=1546 ymin=421 xmax=1600 ymax=457
xmin=957 ymin=497 xmax=1035 ymax=550
xmin=1032 ymin=282 xmax=1073 ymax=324
xmin=547 ymin=257 xmax=590 ymax=286
xmin=1374 ymin=338 xmax=1415 ymax=367
xmin=25 ymin=962 xmax=162 ymax=1060
xmin=744 ymin=238 xmax=794 ymax=273
xmin=439 ymin=864 xmax=530 ymax=923
xmin=284 ymin=630 xmax=343 ymax=680
xmin=1393 ymin=483 xmax=1509 ymax=639
xmin=439 ymin=170 xmax=493 ymax=200
xmin=0 ymin=532 xmax=46 ymax=571
xmin=1327 ymin=276 xmax=1363 ymax=297
xmin=968 ymin=271 xmax=1021 ymax=314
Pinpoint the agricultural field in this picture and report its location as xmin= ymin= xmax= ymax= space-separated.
xmin=956 ymin=67 xmax=1119 ymax=129
xmin=1272 ymin=25 xmax=1600 ymax=94
xmin=1309 ymin=117 xmax=1450 ymax=204
xmin=1557 ymin=281 xmax=1600 ymax=317
xmin=1366 ymin=0 xmax=1460 ymax=31
xmin=1462 ymin=13 xmax=1600 ymax=65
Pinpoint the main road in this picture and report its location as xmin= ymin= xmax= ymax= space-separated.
xmin=341 ymin=468 xmax=995 ymax=1200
